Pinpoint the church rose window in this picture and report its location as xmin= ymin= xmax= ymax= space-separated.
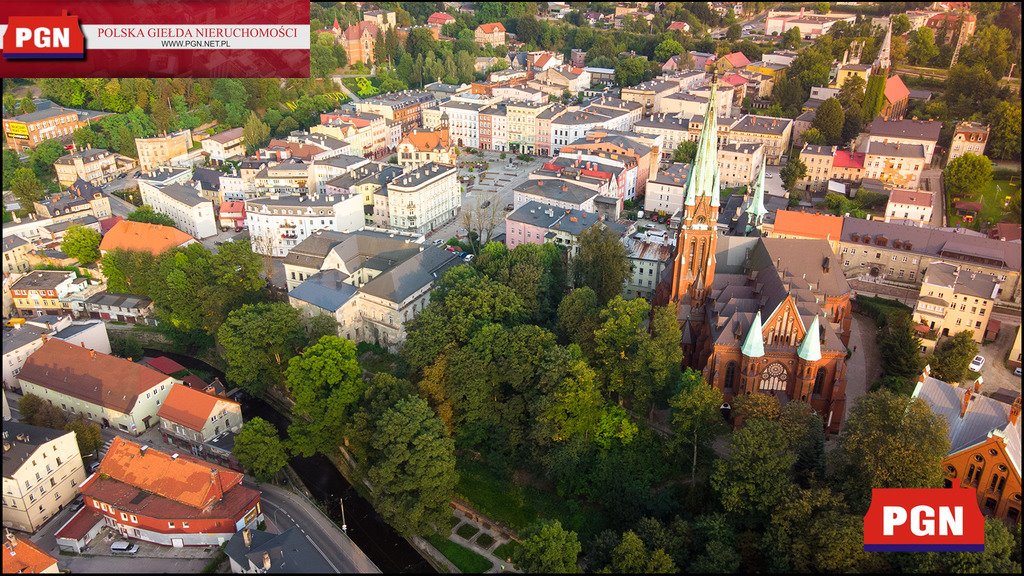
xmin=759 ymin=362 xmax=787 ymax=391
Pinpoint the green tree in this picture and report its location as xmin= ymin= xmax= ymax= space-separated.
xmin=110 ymin=334 xmax=144 ymax=360
xmin=654 ymin=39 xmax=684 ymax=62
xmin=65 ymin=417 xmax=103 ymax=461
xmin=712 ymin=418 xmax=797 ymax=526
xmin=779 ymin=27 xmax=801 ymax=50
xmin=127 ymin=205 xmax=177 ymax=227
xmin=572 ymin=225 xmax=629 ymax=305
xmin=233 ymin=417 xmax=289 ymax=481
xmin=615 ymin=57 xmax=650 ymax=87
xmin=31 ymin=139 xmax=67 ymax=180
xmin=944 ymin=153 xmax=992 ymax=202
xmin=812 ymin=97 xmax=844 ymax=145
xmin=829 ymin=390 xmax=950 ymax=513
xmin=310 ymin=43 xmax=339 ymax=79
xmin=216 ymin=303 xmax=306 ymax=395
xmin=733 ymin=392 xmax=781 ymax=423
xmin=862 ymin=73 xmax=887 ymax=119
xmin=513 ymin=520 xmax=582 ymax=573
xmin=592 ymin=297 xmax=662 ymax=405
xmin=878 ymin=312 xmax=924 ymax=381
xmin=986 ymin=102 xmax=1021 ymax=160
xmin=726 ymin=23 xmax=741 ymax=41
xmin=2 ymin=149 xmax=20 ymax=190
xmin=672 ymin=140 xmax=698 ymax=164
xmin=930 ymin=518 xmax=1022 ymax=573
xmin=367 ymin=396 xmax=458 ymax=536
xmin=243 ymin=111 xmax=270 ymax=153
xmin=930 ymin=330 xmax=979 ymax=383
xmin=669 ymin=369 xmax=726 ymax=484
xmin=780 ymin=155 xmax=807 ymax=196
xmin=19 ymin=393 xmax=68 ymax=429
xmin=891 ymin=14 xmax=911 ymax=36
xmin=556 ymin=287 xmax=601 ymax=351
xmin=303 ymin=313 xmax=339 ymax=342
xmin=908 ymin=27 xmax=938 ymax=66
xmin=607 ymin=531 xmax=677 ymax=573
xmin=60 ymin=225 xmax=102 ymax=266
xmin=814 ymin=2 xmax=830 ymax=14
xmin=18 ymin=96 xmax=36 ymax=114
xmin=801 ymin=127 xmax=827 ymax=145
xmin=100 ymin=249 xmax=159 ymax=294
xmin=285 ymin=336 xmax=365 ymax=457
xmin=11 ymin=167 xmax=45 ymax=208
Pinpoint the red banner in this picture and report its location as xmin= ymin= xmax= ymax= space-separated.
xmin=0 ymin=0 xmax=309 ymax=77
xmin=864 ymin=488 xmax=985 ymax=552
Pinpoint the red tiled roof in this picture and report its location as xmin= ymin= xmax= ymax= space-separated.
xmin=265 ymin=139 xmax=325 ymax=161
xmin=1 ymin=536 xmax=58 ymax=574
xmin=219 ymin=201 xmax=245 ymax=216
xmin=832 ymin=150 xmax=865 ymax=169
xmin=181 ymin=374 xmax=210 ymax=390
xmin=158 ymin=383 xmax=237 ymax=432
xmin=478 ymin=22 xmax=506 ymax=34
xmin=884 ymin=75 xmax=910 ymax=105
xmin=401 ymin=127 xmax=451 ymax=152
xmin=143 ymin=356 xmax=186 ymax=375
xmin=668 ymin=21 xmax=688 ymax=30
xmin=55 ymin=508 xmax=103 ymax=540
xmin=722 ymin=73 xmax=748 ymax=86
xmin=888 ymin=188 xmax=932 ymax=208
xmin=20 ymin=340 xmax=170 ymax=413
xmin=534 ymin=53 xmax=552 ymax=69
xmin=988 ymin=222 xmax=1022 ymax=242
xmin=99 ymin=216 xmax=123 ymax=235
xmin=99 ymin=219 xmax=193 ymax=256
xmin=722 ymin=52 xmax=751 ymax=68
xmin=772 ymin=210 xmax=845 ymax=241
xmin=95 ymin=437 xmax=244 ymax=509
xmin=428 ymin=12 xmax=455 ymax=25
xmin=343 ymin=20 xmax=378 ymax=41
xmin=208 ymin=127 xmax=244 ymax=144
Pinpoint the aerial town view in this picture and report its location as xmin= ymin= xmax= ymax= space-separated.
xmin=1 ymin=1 xmax=1021 ymax=574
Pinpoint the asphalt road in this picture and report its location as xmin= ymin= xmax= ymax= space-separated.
xmin=102 ymin=178 xmax=141 ymax=218
xmin=256 ymin=482 xmax=380 ymax=574
xmin=59 ymin=557 xmax=210 ymax=573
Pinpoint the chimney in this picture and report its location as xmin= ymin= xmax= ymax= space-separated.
xmin=242 ymin=528 xmax=252 ymax=548
xmin=973 ymin=377 xmax=983 ymax=393
xmin=1010 ymin=396 xmax=1022 ymax=426
xmin=960 ymin=386 xmax=972 ymax=418
xmin=263 ymin=551 xmax=272 ymax=570
xmin=90 ymin=349 xmax=96 ymax=359
xmin=140 ymin=445 xmax=148 ymax=456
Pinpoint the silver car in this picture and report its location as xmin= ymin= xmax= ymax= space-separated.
xmin=110 ymin=541 xmax=139 ymax=555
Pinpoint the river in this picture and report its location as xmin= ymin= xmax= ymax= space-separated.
xmin=143 ymin=349 xmax=434 ymax=574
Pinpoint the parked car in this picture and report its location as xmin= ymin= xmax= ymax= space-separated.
xmin=481 ymin=200 xmax=491 ymax=209
xmin=464 ymin=254 xmax=475 ymax=262
xmin=432 ymin=238 xmax=444 ymax=246
xmin=1014 ymin=367 xmax=1021 ymax=377
xmin=110 ymin=541 xmax=139 ymax=556
xmin=505 ymin=203 xmax=514 ymax=211
xmin=132 ymin=171 xmax=141 ymax=178
xmin=70 ymin=495 xmax=85 ymax=511
xmin=89 ymin=462 xmax=100 ymax=474
xmin=969 ymin=355 xmax=985 ymax=372
xmin=445 ymin=245 xmax=458 ymax=253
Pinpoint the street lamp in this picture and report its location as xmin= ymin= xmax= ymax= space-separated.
xmin=339 ymin=496 xmax=347 ymax=532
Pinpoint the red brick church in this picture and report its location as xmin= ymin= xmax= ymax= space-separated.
xmin=655 ymin=82 xmax=852 ymax=432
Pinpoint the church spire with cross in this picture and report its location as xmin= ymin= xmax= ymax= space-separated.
xmin=745 ymin=157 xmax=768 ymax=234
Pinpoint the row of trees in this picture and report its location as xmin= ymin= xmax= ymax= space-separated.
xmin=18 ymin=394 xmax=105 ymax=462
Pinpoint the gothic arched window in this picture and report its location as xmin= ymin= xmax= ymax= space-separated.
xmin=759 ymin=362 xmax=787 ymax=392
xmin=724 ymin=361 xmax=737 ymax=392
xmin=813 ymin=367 xmax=826 ymax=395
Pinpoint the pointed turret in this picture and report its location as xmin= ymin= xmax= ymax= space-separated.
xmin=875 ymin=18 xmax=892 ymax=73
xmin=740 ymin=311 xmax=765 ymax=358
xmin=797 ymin=315 xmax=823 ymax=362
xmin=746 ymin=157 xmax=768 ymax=231
xmin=683 ymin=78 xmax=721 ymax=209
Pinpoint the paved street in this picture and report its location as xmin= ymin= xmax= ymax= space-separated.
xmin=976 ymin=322 xmax=1021 ymax=395
xmin=101 ymin=177 xmax=141 ymax=218
xmin=59 ymin=557 xmax=210 ymax=573
xmin=920 ymin=168 xmax=944 ymax=227
xmin=256 ymin=482 xmax=380 ymax=573
xmin=845 ymin=314 xmax=880 ymax=420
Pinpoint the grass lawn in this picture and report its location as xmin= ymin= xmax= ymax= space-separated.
xmin=455 ymin=523 xmax=480 ymax=540
xmin=456 ymin=459 xmax=608 ymax=540
xmin=475 ymin=533 xmax=494 ymax=549
xmin=492 ymin=541 xmax=521 ymax=563
xmin=948 ymin=179 xmax=1020 ymax=230
xmin=425 ymin=535 xmax=493 ymax=574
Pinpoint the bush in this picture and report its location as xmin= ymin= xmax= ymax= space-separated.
xmin=856 ymin=295 xmax=912 ymax=327
xmin=110 ymin=334 xmax=144 ymax=360
xmin=500 ymin=152 xmax=507 ymax=159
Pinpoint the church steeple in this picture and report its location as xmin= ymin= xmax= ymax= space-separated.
xmin=746 ymin=157 xmax=768 ymax=233
xmin=669 ymin=78 xmax=722 ymax=305
xmin=797 ymin=315 xmax=823 ymax=362
xmin=741 ymin=311 xmax=765 ymax=358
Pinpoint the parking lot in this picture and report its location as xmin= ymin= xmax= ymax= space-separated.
xmin=976 ymin=324 xmax=1021 ymax=396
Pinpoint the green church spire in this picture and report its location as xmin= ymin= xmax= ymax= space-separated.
xmin=746 ymin=157 xmax=768 ymax=230
xmin=683 ymin=79 xmax=721 ymax=209
xmin=740 ymin=310 xmax=765 ymax=358
xmin=797 ymin=315 xmax=823 ymax=362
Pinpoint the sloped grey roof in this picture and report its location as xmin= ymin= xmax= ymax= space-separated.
xmin=224 ymin=528 xmax=334 ymax=574
xmin=840 ymin=218 xmax=1020 ymax=271
xmin=3 ymin=422 xmax=72 ymax=478
xmin=282 ymin=230 xmax=350 ymax=269
xmin=289 ymin=270 xmax=357 ymax=312
xmin=360 ymin=246 xmax=461 ymax=303
xmin=157 ymin=184 xmax=208 ymax=207
xmin=913 ymin=376 xmax=1021 ymax=477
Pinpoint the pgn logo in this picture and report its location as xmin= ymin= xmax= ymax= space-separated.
xmin=2 ymin=11 xmax=85 ymax=60
xmin=864 ymin=488 xmax=985 ymax=552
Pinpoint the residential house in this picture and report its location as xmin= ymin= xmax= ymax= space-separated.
xmin=80 ymin=292 xmax=154 ymax=324
xmin=914 ymin=261 xmax=998 ymax=352
xmin=514 ymin=179 xmax=599 ymax=214
xmin=799 ymin=144 xmax=836 ymax=192
xmin=623 ymin=231 xmax=674 ymax=299
xmin=98 ymin=220 xmax=195 ymax=256
xmin=362 ymin=9 xmax=396 ymax=31
xmin=53 ymin=147 xmax=135 ymax=187
xmin=768 ymin=210 xmax=845 ymax=253
xmin=79 ymin=437 xmax=262 ymax=546
xmin=397 ymin=124 xmax=458 ymax=168
xmin=158 ymin=383 xmax=242 ymax=468
xmin=226 ymin=528 xmax=335 ymax=574
xmin=427 ymin=12 xmax=455 ymax=27
xmin=620 ymin=79 xmax=679 ymax=114
xmin=831 ymin=63 xmax=872 ymax=89
xmin=558 ymin=130 xmax=660 ymax=199
xmin=861 ymin=117 xmax=942 ymax=165
xmin=689 ymin=51 xmax=717 ymax=71
xmin=912 ymin=371 xmax=1020 ymax=522
xmin=9 ymin=271 xmax=82 ymax=317
xmin=475 ymin=22 xmax=506 ymax=46
xmin=323 ymin=162 xmax=403 ymax=227
xmin=505 ymin=201 xmax=610 ymax=258
xmin=643 ymin=162 xmax=689 ymax=219
xmin=201 ymin=127 xmax=245 ymax=164
xmin=1009 ymin=326 xmax=1021 ymax=370
xmin=2 ymin=422 xmax=86 ymax=533
xmin=33 ymin=179 xmax=112 ymax=224
xmin=862 ymin=140 xmax=926 ymax=189
xmin=314 ymin=111 xmax=389 ymax=159
xmin=2 ymin=107 xmax=85 ymax=154
xmin=0 ymin=532 xmax=60 ymax=573
xmin=948 ymin=121 xmax=989 ymax=164
xmin=718 ymin=143 xmax=765 ymax=188
xmin=135 ymin=130 xmax=193 ymax=171
xmin=307 ymin=154 xmax=372 ymax=195
xmin=926 ymin=11 xmax=976 ymax=44
xmin=138 ymin=182 xmax=217 ymax=239
xmin=191 ymin=167 xmax=223 ymax=204
xmin=3 ymin=235 xmax=32 ymax=275
xmin=716 ymin=51 xmax=751 ymax=72
xmin=885 ymin=189 xmax=933 ymax=226
xmin=355 ymin=91 xmax=438 ymax=134
xmin=384 ymin=163 xmax=460 ymax=234
xmin=635 ymin=114 xmax=692 ymax=160
xmin=136 ymin=166 xmax=193 ymax=189
xmin=218 ymin=201 xmax=246 ymax=231
xmin=727 ymin=114 xmax=793 ymax=165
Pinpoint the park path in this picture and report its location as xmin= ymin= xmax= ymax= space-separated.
xmin=845 ymin=314 xmax=881 ymax=421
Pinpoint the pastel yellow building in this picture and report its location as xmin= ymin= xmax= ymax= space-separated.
xmin=2 ymin=422 xmax=86 ymax=533
xmin=914 ymin=261 xmax=998 ymax=353
xmin=506 ymin=101 xmax=551 ymax=155
xmin=831 ymin=63 xmax=871 ymax=89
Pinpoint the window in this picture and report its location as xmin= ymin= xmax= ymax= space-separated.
xmin=182 ymin=521 xmax=190 ymax=529
xmin=168 ymin=522 xmax=175 ymax=528
xmin=130 ymin=515 xmax=138 ymax=523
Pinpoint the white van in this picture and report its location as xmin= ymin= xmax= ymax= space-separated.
xmin=110 ymin=541 xmax=139 ymax=555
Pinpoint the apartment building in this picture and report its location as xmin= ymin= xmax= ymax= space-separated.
xmin=99 ymin=220 xmax=195 ymax=256
xmin=885 ymin=189 xmax=933 ymax=227
xmin=514 ymin=178 xmax=599 ymax=213
xmin=2 ymin=235 xmax=32 ymax=275
xmin=323 ymin=162 xmax=403 ymax=226
xmin=200 ymin=127 xmax=245 ymax=164
xmin=252 ymin=158 xmax=311 ymax=194
xmin=54 ymin=147 xmax=136 ymax=186
xmin=306 ymin=154 xmax=371 ymax=195
xmin=356 ymin=91 xmax=438 ymax=133
xmin=9 ymin=271 xmax=83 ymax=317
xmin=2 ymin=423 xmax=86 ymax=533
xmin=838 ymin=218 xmax=1021 ymax=303
xmin=33 ymin=179 xmax=112 ymax=224
xmin=138 ymin=182 xmax=217 ymax=239
xmin=948 ymin=121 xmax=989 ymax=164
xmin=506 ymin=100 xmax=552 ymax=155
xmin=718 ymin=142 xmax=765 ymax=188
xmin=3 ymin=107 xmax=84 ymax=153
xmin=475 ymin=22 xmax=506 ymax=46
xmin=19 ymin=340 xmax=174 ymax=434
xmin=315 ymin=111 xmax=389 ymax=159
xmin=158 ymin=383 xmax=242 ymax=466
xmin=860 ymin=118 xmax=941 ymax=165
xmin=542 ymin=98 xmax=642 ymax=155
xmin=634 ymin=114 xmax=692 ymax=160
xmin=505 ymin=201 xmax=607 ymax=258
xmin=385 ymin=163 xmax=460 ymax=234
xmin=862 ymin=140 xmax=926 ymax=189
xmin=620 ymin=79 xmax=679 ymax=114
xmin=135 ymin=130 xmax=193 ymax=171
xmin=799 ymin=144 xmax=836 ymax=192
xmin=3 ymin=317 xmax=111 ymax=392
xmin=915 ymin=261 xmax=998 ymax=352
xmin=728 ymin=114 xmax=793 ymax=165
xmin=643 ymin=162 xmax=689 ymax=218
xmin=559 ymin=130 xmax=659 ymax=199
xmin=623 ymin=231 xmax=673 ymax=300
xmin=656 ymin=89 xmax=733 ymax=118
xmin=397 ymin=125 xmax=458 ymax=168
xmin=246 ymin=192 xmax=365 ymax=257
xmin=2 ymin=533 xmax=59 ymax=573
